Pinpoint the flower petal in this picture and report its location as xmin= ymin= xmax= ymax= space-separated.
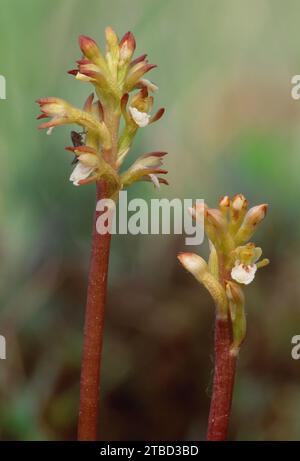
xmin=231 ymin=262 xmax=257 ymax=285
xmin=148 ymin=173 xmax=160 ymax=188
xmin=69 ymin=162 xmax=95 ymax=186
xmin=129 ymin=106 xmax=150 ymax=127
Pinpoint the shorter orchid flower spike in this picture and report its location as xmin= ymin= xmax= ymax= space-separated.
xmin=36 ymin=27 xmax=167 ymax=196
xmin=178 ymin=195 xmax=269 ymax=351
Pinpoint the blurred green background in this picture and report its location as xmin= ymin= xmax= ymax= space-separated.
xmin=0 ymin=0 xmax=300 ymax=441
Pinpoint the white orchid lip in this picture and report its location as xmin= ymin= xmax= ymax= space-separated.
xmin=46 ymin=127 xmax=54 ymax=135
xmin=148 ymin=173 xmax=160 ymax=188
xmin=129 ymin=106 xmax=150 ymax=127
xmin=231 ymin=261 xmax=257 ymax=285
xmin=70 ymin=162 xmax=95 ymax=186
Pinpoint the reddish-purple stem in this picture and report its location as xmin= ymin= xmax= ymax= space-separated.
xmin=207 ymin=314 xmax=237 ymax=441
xmin=78 ymin=181 xmax=111 ymax=441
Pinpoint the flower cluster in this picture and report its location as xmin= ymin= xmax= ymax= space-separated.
xmin=36 ymin=28 xmax=167 ymax=194
xmin=178 ymin=195 xmax=269 ymax=352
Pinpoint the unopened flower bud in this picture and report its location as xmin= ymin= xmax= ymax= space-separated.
xmin=219 ymin=195 xmax=230 ymax=209
xmin=205 ymin=209 xmax=228 ymax=246
xmin=178 ymin=253 xmax=228 ymax=316
xmin=105 ymin=27 xmax=119 ymax=75
xmin=229 ymin=194 xmax=248 ymax=234
xmin=177 ymin=252 xmax=208 ymax=278
xmin=119 ymin=31 xmax=136 ymax=63
xmin=243 ymin=204 xmax=267 ymax=226
xmin=105 ymin=26 xmax=119 ymax=51
xmin=78 ymin=35 xmax=107 ymax=71
xmin=206 ymin=208 xmax=227 ymax=230
xmin=235 ymin=204 xmax=268 ymax=244
xmin=232 ymin=194 xmax=248 ymax=212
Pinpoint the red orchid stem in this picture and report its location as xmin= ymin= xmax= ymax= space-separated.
xmin=78 ymin=180 xmax=111 ymax=441
xmin=206 ymin=314 xmax=237 ymax=441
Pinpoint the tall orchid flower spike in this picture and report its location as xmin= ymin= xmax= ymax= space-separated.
xmin=178 ymin=195 xmax=269 ymax=441
xmin=37 ymin=29 xmax=166 ymax=196
xmin=36 ymin=28 xmax=167 ymax=441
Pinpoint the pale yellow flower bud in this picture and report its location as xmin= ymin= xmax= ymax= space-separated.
xmin=235 ymin=204 xmax=268 ymax=244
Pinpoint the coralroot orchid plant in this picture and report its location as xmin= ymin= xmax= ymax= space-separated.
xmin=36 ymin=28 xmax=167 ymax=440
xmin=178 ymin=195 xmax=269 ymax=441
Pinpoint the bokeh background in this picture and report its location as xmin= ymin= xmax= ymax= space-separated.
xmin=0 ymin=0 xmax=300 ymax=441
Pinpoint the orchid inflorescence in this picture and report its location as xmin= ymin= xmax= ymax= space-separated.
xmin=36 ymin=28 xmax=167 ymax=196
xmin=178 ymin=195 xmax=269 ymax=353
